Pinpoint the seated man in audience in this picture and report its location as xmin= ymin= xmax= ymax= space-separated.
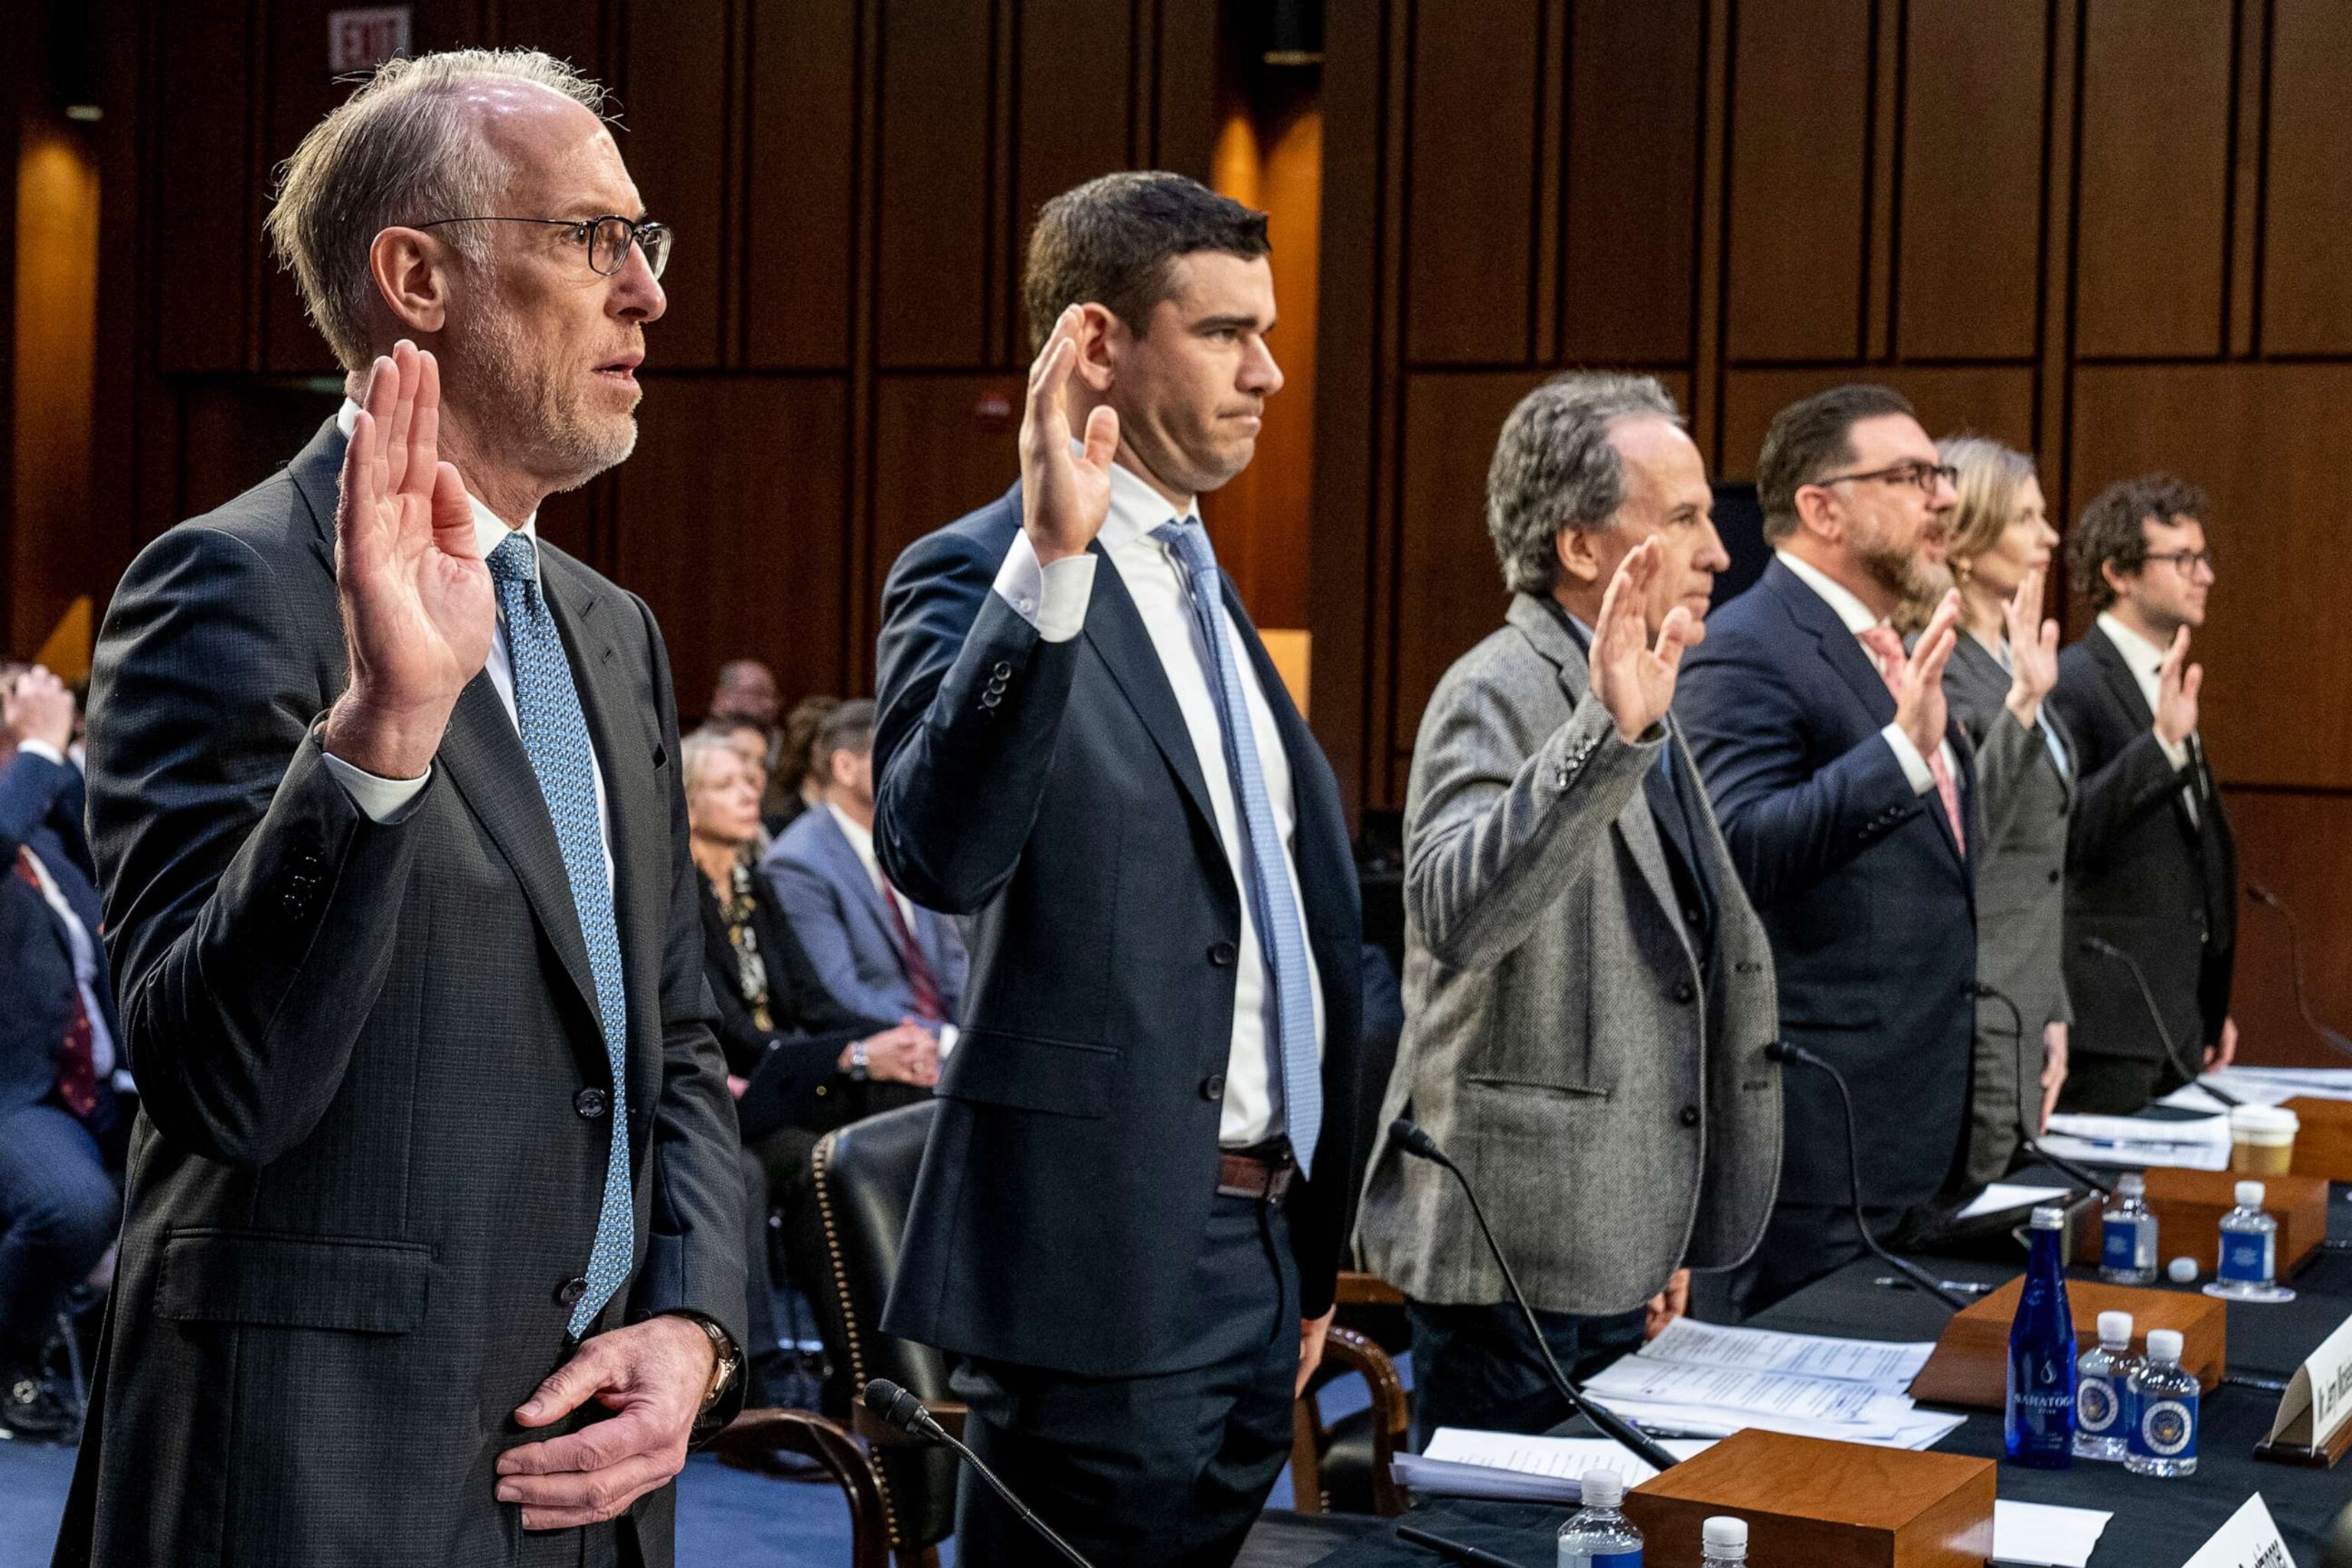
xmin=1677 ymin=384 xmax=1977 ymax=1315
xmin=707 ymin=658 xmax=781 ymax=732
xmin=763 ymin=701 xmax=967 ymax=1033
xmin=1357 ymin=376 xmax=1780 ymax=1446
xmin=2052 ymin=475 xmax=2236 ymax=1112
xmin=682 ymin=732 xmax=935 ymax=1402
xmin=0 ymin=665 xmax=125 ymax=1439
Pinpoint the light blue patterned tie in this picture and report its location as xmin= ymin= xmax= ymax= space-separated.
xmin=1152 ymin=521 xmax=1321 ymax=1177
xmin=488 ymin=533 xmax=634 ymax=1336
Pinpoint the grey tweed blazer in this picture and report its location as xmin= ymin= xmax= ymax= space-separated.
xmin=1357 ymin=596 xmax=1781 ymax=1314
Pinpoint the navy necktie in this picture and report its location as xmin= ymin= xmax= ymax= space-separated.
xmin=488 ymin=533 xmax=635 ymax=1337
xmin=1152 ymin=521 xmax=1321 ymax=1177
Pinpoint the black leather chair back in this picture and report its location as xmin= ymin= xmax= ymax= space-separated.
xmin=803 ymin=1100 xmax=959 ymax=1554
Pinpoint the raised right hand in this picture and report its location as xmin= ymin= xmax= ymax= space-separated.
xmin=1894 ymin=590 xmax=1961 ymax=760
xmin=2 ymin=665 xmax=76 ymax=753
xmin=2001 ymin=566 xmax=2060 ymax=727
xmin=860 ymin=1021 xmax=941 ymax=1087
xmin=2155 ymin=626 xmax=2202 ymax=747
xmin=322 ymin=341 xmax=495 ymax=779
xmin=1019 ymin=305 xmax=1119 ymax=565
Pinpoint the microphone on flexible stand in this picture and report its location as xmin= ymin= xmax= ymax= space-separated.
xmin=2247 ymin=884 xmax=2352 ymax=1064
xmin=1973 ymin=982 xmax=2115 ymax=1196
xmin=861 ymin=1380 xmax=1098 ymax=1568
xmin=2078 ymin=936 xmax=2240 ymax=1107
xmin=1762 ymin=1042 xmax=1970 ymax=1312
xmin=1387 ymin=1119 xmax=1682 ymax=1472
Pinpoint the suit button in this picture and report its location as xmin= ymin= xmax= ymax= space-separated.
xmin=1673 ymin=978 xmax=1696 ymax=1004
xmin=556 ymin=1276 xmax=588 ymax=1308
xmin=2047 ymin=868 xmax=2061 ymax=884
xmin=1200 ymin=1073 xmax=1225 ymax=1100
xmin=1678 ymin=1105 xmax=1700 ymax=1128
xmin=992 ymin=661 xmax=1013 ymax=680
xmin=574 ymin=1087 xmax=609 ymax=1119
xmin=1208 ymin=941 xmax=1237 ymax=966
xmin=979 ymin=691 xmax=1002 ymax=710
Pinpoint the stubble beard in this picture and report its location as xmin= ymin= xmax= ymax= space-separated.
xmin=447 ymin=296 xmax=640 ymax=497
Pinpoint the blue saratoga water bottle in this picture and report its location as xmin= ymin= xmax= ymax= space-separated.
xmin=2125 ymin=1329 xmax=2199 ymax=1477
xmin=1558 ymin=1469 xmax=1644 ymax=1566
xmin=2097 ymin=1173 xmax=2158 ymax=1284
xmin=2005 ymin=1204 xmax=2076 ymax=1468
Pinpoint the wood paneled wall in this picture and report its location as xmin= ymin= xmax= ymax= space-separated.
xmin=90 ymin=0 xmax=1219 ymax=712
xmin=1312 ymin=0 xmax=2352 ymax=1067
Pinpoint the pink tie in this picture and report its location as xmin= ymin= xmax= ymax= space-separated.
xmin=1857 ymin=626 xmax=1965 ymax=856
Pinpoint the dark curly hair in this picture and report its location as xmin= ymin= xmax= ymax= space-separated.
xmin=2069 ymin=473 xmax=2210 ymax=610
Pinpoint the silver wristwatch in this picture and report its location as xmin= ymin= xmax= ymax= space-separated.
xmin=848 ymin=1038 xmax=871 ymax=1081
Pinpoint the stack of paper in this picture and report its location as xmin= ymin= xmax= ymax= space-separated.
xmin=2041 ymin=1105 xmax=2231 ymax=1170
xmin=2200 ymin=1064 xmax=2352 ymax=1104
xmin=1577 ymin=1318 xmax=1966 ymax=1449
xmin=1390 ymin=1429 xmax=1713 ymax=1504
xmin=1954 ymin=1181 xmax=2073 ymax=1220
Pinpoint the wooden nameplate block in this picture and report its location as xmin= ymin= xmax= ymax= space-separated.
xmin=1908 ymin=1279 xmax=2223 ymax=1410
xmin=2252 ymin=1414 xmax=2352 ymax=1468
xmin=1622 ymin=1429 xmax=1993 ymax=1568
xmin=2140 ymin=1168 xmax=2329 ymax=1275
xmin=2287 ymin=1096 xmax=2352 ymax=1183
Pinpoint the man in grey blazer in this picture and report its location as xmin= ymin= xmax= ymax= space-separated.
xmin=1357 ymin=375 xmax=1780 ymax=1445
xmin=763 ymin=700 xmax=967 ymax=1030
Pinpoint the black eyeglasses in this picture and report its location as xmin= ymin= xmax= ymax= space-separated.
xmin=413 ymin=214 xmax=671 ymax=279
xmin=2144 ymin=547 xmax=2216 ymax=575
xmin=1809 ymin=460 xmax=1958 ymax=497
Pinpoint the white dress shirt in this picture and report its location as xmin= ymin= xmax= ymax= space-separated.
xmin=320 ymin=401 xmax=616 ymax=889
xmin=2098 ymin=610 xmax=2197 ymax=819
xmin=1775 ymin=550 xmax=1958 ymax=794
xmin=11 ymin=740 xmax=119 ymax=1084
xmin=993 ymin=459 xmax=1325 ymax=1147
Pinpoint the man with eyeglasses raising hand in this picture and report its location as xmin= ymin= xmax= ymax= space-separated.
xmin=2050 ymin=475 xmax=2238 ymax=1113
xmin=64 ymin=51 xmax=743 ymax=1568
xmin=1677 ymin=384 xmax=1980 ymax=1313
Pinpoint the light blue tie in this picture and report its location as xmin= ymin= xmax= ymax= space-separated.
xmin=488 ymin=533 xmax=634 ymax=1337
xmin=1152 ymin=521 xmax=1321 ymax=1177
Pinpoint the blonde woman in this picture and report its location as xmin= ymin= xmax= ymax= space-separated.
xmin=1929 ymin=436 xmax=2075 ymax=1182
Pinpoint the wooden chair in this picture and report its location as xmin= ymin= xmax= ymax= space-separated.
xmin=1289 ymin=1325 xmax=1411 ymax=1517
xmin=714 ymin=1408 xmax=891 ymax=1568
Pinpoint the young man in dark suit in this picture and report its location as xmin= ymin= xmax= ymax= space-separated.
xmin=2051 ymin=475 xmax=2236 ymax=1112
xmin=1677 ymin=384 xmax=1977 ymax=1314
xmin=63 ymin=52 xmax=743 ymax=1566
xmin=871 ymin=172 xmax=1365 ymax=1566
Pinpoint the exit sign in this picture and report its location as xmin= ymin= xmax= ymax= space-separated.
xmin=328 ymin=7 xmax=412 ymax=74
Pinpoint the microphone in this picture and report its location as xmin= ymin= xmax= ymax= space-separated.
xmin=1973 ymin=982 xmax=2114 ymax=1196
xmin=1762 ymin=1042 xmax=1970 ymax=1311
xmin=2078 ymin=936 xmax=2240 ymax=1107
xmin=860 ymin=1379 xmax=1097 ymax=1568
xmin=2248 ymin=884 xmax=2352 ymax=1064
xmin=1387 ymin=1119 xmax=1682 ymax=1472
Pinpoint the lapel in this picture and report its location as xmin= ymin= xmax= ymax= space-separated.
xmin=1955 ymin=632 xmax=2080 ymax=812
xmin=1504 ymin=596 xmax=1687 ymax=948
xmin=1080 ymin=541 xmax=1225 ymax=851
xmin=1764 ymin=559 xmax=1897 ymax=729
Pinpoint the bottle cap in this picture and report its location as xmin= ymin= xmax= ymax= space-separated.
xmin=2118 ymin=1172 xmax=2146 ymax=1196
xmin=2168 ymin=1256 xmax=2200 ymax=1283
xmin=2146 ymin=1328 xmax=2184 ymax=1364
xmin=1579 ymin=1469 xmax=1624 ymax=1508
xmin=2030 ymin=1204 xmax=2067 ymax=1228
xmin=2236 ymin=1180 xmax=2266 ymax=1208
xmin=2097 ymin=1310 xmax=2133 ymax=1344
xmin=1704 ymin=1516 xmax=1749 ymax=1552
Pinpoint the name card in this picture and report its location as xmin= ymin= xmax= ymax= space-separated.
xmin=2265 ymin=1310 xmax=2352 ymax=1453
xmin=2182 ymin=1494 xmax=2292 ymax=1568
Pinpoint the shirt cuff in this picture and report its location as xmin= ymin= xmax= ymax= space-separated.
xmin=1880 ymin=723 xmax=1938 ymax=796
xmin=936 ymin=1023 xmax=959 ymax=1057
xmin=2155 ymin=730 xmax=2191 ymax=771
xmin=322 ymin=750 xmax=433 ymax=824
xmin=992 ymin=531 xmax=1097 ymax=643
xmin=15 ymin=740 xmax=67 ymax=767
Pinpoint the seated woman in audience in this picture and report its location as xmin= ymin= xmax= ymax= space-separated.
xmin=1917 ymin=436 xmax=2076 ymax=1184
xmin=682 ymin=733 xmax=939 ymax=1390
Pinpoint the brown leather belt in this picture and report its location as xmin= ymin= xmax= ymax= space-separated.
xmin=1216 ymin=1147 xmax=1295 ymax=1203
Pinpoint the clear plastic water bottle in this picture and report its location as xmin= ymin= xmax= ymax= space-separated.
xmin=2097 ymin=1173 xmax=2158 ymax=1284
xmin=2204 ymin=1179 xmax=2297 ymax=1303
xmin=2072 ymin=1310 xmax=2137 ymax=1462
xmin=1700 ymin=1515 xmax=1748 ymax=1566
xmin=2125 ymin=1328 xmax=2199 ymax=1477
xmin=2005 ymin=1204 xmax=2076 ymax=1468
xmin=1559 ymin=1469 xmax=1645 ymax=1566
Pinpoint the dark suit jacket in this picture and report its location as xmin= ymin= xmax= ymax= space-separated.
xmin=2049 ymin=624 xmax=2236 ymax=1063
xmin=58 ymin=420 xmax=745 ymax=1568
xmin=871 ymin=484 xmax=1365 ymax=1378
xmin=0 ymin=748 xmax=121 ymax=1119
xmin=1677 ymin=558 xmax=1978 ymax=1211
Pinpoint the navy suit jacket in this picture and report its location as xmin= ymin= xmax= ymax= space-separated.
xmin=761 ymin=802 xmax=967 ymax=1024
xmin=1676 ymin=558 xmax=1978 ymax=1210
xmin=0 ymin=749 xmax=121 ymax=1118
xmin=871 ymin=484 xmax=1365 ymax=1377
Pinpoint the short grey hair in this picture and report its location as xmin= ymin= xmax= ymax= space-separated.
xmin=264 ymin=49 xmax=609 ymax=373
xmin=680 ymin=730 xmax=737 ymax=798
xmin=1486 ymin=373 xmax=1683 ymax=594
